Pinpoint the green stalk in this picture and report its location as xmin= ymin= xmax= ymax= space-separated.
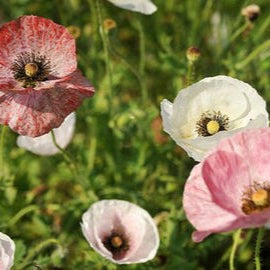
xmin=254 ymin=227 xmax=264 ymax=270
xmin=17 ymin=239 xmax=60 ymax=270
xmin=186 ymin=61 xmax=195 ymax=86
xmin=236 ymin=39 xmax=270 ymax=70
xmin=229 ymin=229 xmax=242 ymax=270
xmin=95 ymin=0 xmax=113 ymax=105
xmin=136 ymin=20 xmax=147 ymax=103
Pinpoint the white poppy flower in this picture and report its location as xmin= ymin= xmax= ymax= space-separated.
xmin=0 ymin=232 xmax=15 ymax=270
xmin=107 ymin=0 xmax=157 ymax=14
xmin=17 ymin=112 xmax=76 ymax=156
xmin=81 ymin=200 xmax=159 ymax=264
xmin=161 ymin=75 xmax=269 ymax=161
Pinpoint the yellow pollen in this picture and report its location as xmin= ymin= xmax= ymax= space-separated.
xmin=251 ymin=189 xmax=268 ymax=206
xmin=206 ymin=120 xmax=220 ymax=135
xmin=24 ymin=63 xmax=39 ymax=77
xmin=111 ymin=236 xmax=123 ymax=248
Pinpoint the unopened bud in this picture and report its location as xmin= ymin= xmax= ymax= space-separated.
xmin=241 ymin=4 xmax=260 ymax=22
xmin=67 ymin=25 xmax=81 ymax=39
xmin=186 ymin=47 xmax=201 ymax=62
xmin=103 ymin=19 xmax=117 ymax=32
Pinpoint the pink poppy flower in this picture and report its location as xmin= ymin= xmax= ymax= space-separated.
xmin=0 ymin=15 xmax=94 ymax=137
xmin=0 ymin=232 xmax=15 ymax=270
xmin=183 ymin=128 xmax=270 ymax=242
xmin=81 ymin=200 xmax=159 ymax=264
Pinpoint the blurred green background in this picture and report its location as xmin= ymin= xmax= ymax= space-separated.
xmin=1 ymin=0 xmax=270 ymax=269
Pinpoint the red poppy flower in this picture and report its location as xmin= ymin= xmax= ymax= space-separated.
xmin=0 ymin=16 xmax=94 ymax=137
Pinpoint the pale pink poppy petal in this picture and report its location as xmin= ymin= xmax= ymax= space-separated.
xmin=184 ymin=128 xmax=270 ymax=242
xmin=17 ymin=112 xmax=75 ymax=155
xmin=0 ymin=232 xmax=15 ymax=270
xmin=81 ymin=200 xmax=159 ymax=264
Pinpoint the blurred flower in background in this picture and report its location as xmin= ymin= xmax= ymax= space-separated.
xmin=81 ymin=200 xmax=159 ymax=264
xmin=183 ymin=128 xmax=270 ymax=242
xmin=107 ymin=0 xmax=157 ymax=14
xmin=0 ymin=15 xmax=94 ymax=137
xmin=17 ymin=112 xmax=75 ymax=156
xmin=0 ymin=232 xmax=15 ymax=270
xmin=241 ymin=4 xmax=260 ymax=22
xmin=160 ymin=75 xmax=268 ymax=161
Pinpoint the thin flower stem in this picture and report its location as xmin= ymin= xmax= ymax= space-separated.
xmin=229 ymin=229 xmax=242 ymax=270
xmin=186 ymin=61 xmax=195 ymax=86
xmin=8 ymin=205 xmax=39 ymax=227
xmin=17 ymin=239 xmax=61 ymax=270
xmin=136 ymin=20 xmax=147 ymax=103
xmin=50 ymin=131 xmax=94 ymax=191
xmin=236 ymin=39 xmax=270 ymax=70
xmin=0 ymin=125 xmax=7 ymax=181
xmin=95 ymin=0 xmax=113 ymax=105
xmin=51 ymin=130 xmax=75 ymax=168
xmin=255 ymin=227 xmax=264 ymax=270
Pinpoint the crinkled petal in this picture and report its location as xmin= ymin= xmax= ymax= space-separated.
xmin=161 ymin=75 xmax=268 ymax=161
xmin=184 ymin=128 xmax=270 ymax=242
xmin=0 ymin=15 xmax=76 ymax=78
xmin=17 ymin=112 xmax=75 ymax=155
xmin=0 ymin=70 xmax=94 ymax=137
xmin=183 ymin=162 xmax=238 ymax=242
xmin=107 ymin=0 xmax=157 ymax=14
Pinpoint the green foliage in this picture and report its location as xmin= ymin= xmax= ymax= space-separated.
xmin=1 ymin=0 xmax=270 ymax=269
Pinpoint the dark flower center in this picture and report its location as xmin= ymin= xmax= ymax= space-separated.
xmin=242 ymin=182 xmax=270 ymax=215
xmin=196 ymin=111 xmax=229 ymax=136
xmin=11 ymin=52 xmax=51 ymax=88
xmin=102 ymin=230 xmax=129 ymax=260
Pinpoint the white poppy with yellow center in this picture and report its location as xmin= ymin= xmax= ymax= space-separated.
xmin=161 ymin=76 xmax=269 ymax=161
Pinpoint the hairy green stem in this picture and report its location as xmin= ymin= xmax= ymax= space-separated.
xmin=229 ymin=229 xmax=242 ymax=270
xmin=95 ymin=0 xmax=113 ymax=104
xmin=51 ymin=131 xmax=89 ymax=188
xmin=236 ymin=39 xmax=270 ymax=69
xmin=8 ymin=205 xmax=39 ymax=227
xmin=17 ymin=239 xmax=60 ymax=270
xmin=186 ymin=61 xmax=195 ymax=86
xmin=255 ymin=227 xmax=264 ymax=270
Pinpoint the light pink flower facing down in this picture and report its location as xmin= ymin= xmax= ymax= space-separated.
xmin=0 ymin=232 xmax=15 ymax=270
xmin=0 ymin=16 xmax=94 ymax=137
xmin=81 ymin=200 xmax=159 ymax=264
xmin=183 ymin=128 xmax=270 ymax=242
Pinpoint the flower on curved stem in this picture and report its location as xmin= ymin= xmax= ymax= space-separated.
xmin=81 ymin=200 xmax=159 ymax=264
xmin=161 ymin=75 xmax=268 ymax=161
xmin=17 ymin=112 xmax=75 ymax=156
xmin=106 ymin=0 xmax=157 ymax=14
xmin=0 ymin=232 xmax=15 ymax=270
xmin=0 ymin=16 xmax=94 ymax=137
xmin=183 ymin=128 xmax=270 ymax=242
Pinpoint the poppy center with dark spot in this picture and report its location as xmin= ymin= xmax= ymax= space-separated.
xmin=11 ymin=52 xmax=51 ymax=88
xmin=102 ymin=230 xmax=129 ymax=260
xmin=196 ymin=111 xmax=229 ymax=136
xmin=242 ymin=182 xmax=270 ymax=215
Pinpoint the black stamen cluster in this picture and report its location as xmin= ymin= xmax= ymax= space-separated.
xmin=196 ymin=111 xmax=229 ymax=137
xmin=11 ymin=52 xmax=51 ymax=88
xmin=102 ymin=230 xmax=129 ymax=260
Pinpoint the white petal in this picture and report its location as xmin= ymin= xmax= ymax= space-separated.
xmin=0 ymin=232 xmax=15 ymax=270
xmin=81 ymin=200 xmax=159 ymax=264
xmin=17 ymin=112 xmax=76 ymax=156
xmin=107 ymin=0 xmax=157 ymax=14
xmin=160 ymin=75 xmax=269 ymax=161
